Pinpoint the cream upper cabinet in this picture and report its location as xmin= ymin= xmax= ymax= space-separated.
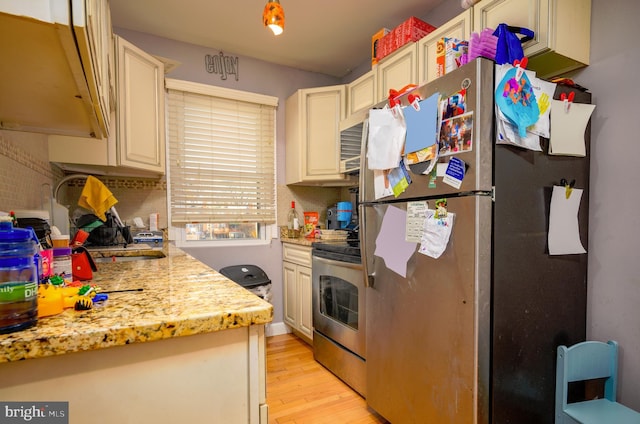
xmin=375 ymin=43 xmax=419 ymax=103
xmin=49 ymin=35 xmax=165 ymax=176
xmin=473 ymin=0 xmax=591 ymax=78
xmin=286 ymin=85 xmax=350 ymax=185
xmin=114 ymin=35 xmax=165 ymax=173
xmin=417 ymin=9 xmax=472 ymax=85
xmin=346 ymin=70 xmax=377 ymax=118
xmin=76 ymin=0 xmax=113 ymax=137
xmin=282 ymin=243 xmax=313 ymax=344
xmin=0 ymin=0 xmax=112 ymax=138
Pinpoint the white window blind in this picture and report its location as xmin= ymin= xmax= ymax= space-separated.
xmin=166 ymin=79 xmax=277 ymax=224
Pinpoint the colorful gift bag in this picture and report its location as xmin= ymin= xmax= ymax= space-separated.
xmin=492 ymin=23 xmax=534 ymax=65
xmin=495 ymin=66 xmax=540 ymax=137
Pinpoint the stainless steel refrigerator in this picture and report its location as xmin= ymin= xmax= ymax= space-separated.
xmin=359 ymin=58 xmax=590 ymax=424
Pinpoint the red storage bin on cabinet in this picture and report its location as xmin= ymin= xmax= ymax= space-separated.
xmin=376 ymin=17 xmax=437 ymax=61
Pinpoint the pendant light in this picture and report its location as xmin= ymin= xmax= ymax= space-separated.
xmin=263 ymin=0 xmax=285 ymax=36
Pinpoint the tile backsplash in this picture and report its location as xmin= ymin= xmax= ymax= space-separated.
xmin=278 ymin=184 xmax=353 ymax=229
xmin=0 ymin=130 xmax=62 ymax=212
xmin=60 ymin=177 xmax=168 ymax=231
xmin=1 ymin=129 xmax=353 ymax=233
xmin=0 ymin=129 xmax=168 ymax=230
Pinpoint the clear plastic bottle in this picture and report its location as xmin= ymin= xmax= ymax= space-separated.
xmin=0 ymin=217 xmax=38 ymax=334
xmin=287 ymin=201 xmax=300 ymax=238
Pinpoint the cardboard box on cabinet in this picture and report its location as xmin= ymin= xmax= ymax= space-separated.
xmin=437 ymin=38 xmax=470 ymax=77
xmin=376 ymin=17 xmax=437 ymax=61
xmin=371 ymin=28 xmax=390 ymax=66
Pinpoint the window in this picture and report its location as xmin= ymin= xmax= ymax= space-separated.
xmin=165 ymin=79 xmax=278 ymax=245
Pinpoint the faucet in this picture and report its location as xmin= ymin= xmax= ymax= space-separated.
xmin=53 ymin=174 xmax=90 ymax=201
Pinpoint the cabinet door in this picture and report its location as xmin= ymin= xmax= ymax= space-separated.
xmin=473 ymin=0 xmax=590 ymax=78
xmin=79 ymin=0 xmax=113 ymax=136
xmin=115 ymin=36 xmax=165 ymax=173
xmin=286 ymin=85 xmax=347 ymax=185
xmin=376 ymin=43 xmax=418 ymax=103
xmin=297 ymin=265 xmax=313 ymax=340
xmin=282 ymin=261 xmax=298 ymax=329
xmin=417 ymin=9 xmax=472 ymax=84
xmin=346 ymin=70 xmax=376 ymax=117
xmin=304 ymin=86 xmax=345 ymax=180
xmin=473 ymin=0 xmax=547 ymax=57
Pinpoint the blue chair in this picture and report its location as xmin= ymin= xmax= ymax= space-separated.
xmin=556 ymin=340 xmax=640 ymax=423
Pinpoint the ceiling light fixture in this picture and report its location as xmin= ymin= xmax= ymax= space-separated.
xmin=263 ymin=0 xmax=285 ymax=36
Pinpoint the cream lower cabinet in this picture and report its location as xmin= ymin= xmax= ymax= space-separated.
xmin=473 ymin=0 xmax=591 ymax=78
xmin=285 ymin=85 xmax=350 ymax=185
xmin=0 ymin=326 xmax=268 ymax=424
xmin=48 ymin=35 xmax=165 ymax=176
xmin=282 ymin=243 xmax=313 ymax=344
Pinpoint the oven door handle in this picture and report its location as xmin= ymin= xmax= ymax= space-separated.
xmin=312 ymin=255 xmax=364 ymax=272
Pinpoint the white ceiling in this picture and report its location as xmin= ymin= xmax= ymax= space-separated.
xmin=109 ymin=0 xmax=456 ymax=78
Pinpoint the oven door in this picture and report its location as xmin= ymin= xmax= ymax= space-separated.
xmin=312 ymin=255 xmax=365 ymax=359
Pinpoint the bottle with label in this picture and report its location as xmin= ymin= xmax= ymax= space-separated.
xmin=52 ymin=247 xmax=73 ymax=279
xmin=287 ymin=201 xmax=300 ymax=238
xmin=0 ymin=216 xmax=38 ymax=334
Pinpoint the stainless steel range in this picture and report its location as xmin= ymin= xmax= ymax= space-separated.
xmin=312 ymin=237 xmax=366 ymax=397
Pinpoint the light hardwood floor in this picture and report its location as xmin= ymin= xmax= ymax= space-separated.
xmin=266 ymin=333 xmax=388 ymax=424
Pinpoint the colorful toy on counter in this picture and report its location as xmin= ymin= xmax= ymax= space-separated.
xmin=74 ymin=297 xmax=93 ymax=311
xmin=37 ymin=281 xmax=109 ymax=317
xmin=37 ymin=284 xmax=64 ymax=317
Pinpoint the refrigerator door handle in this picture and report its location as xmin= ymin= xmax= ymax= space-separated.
xmin=358 ymin=118 xmax=375 ymax=288
xmin=359 ymin=203 xmax=375 ymax=288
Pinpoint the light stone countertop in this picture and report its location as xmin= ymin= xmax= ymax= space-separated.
xmin=281 ymin=236 xmax=316 ymax=247
xmin=0 ymin=244 xmax=273 ymax=363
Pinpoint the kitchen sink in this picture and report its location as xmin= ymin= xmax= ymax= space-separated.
xmin=89 ymin=244 xmax=166 ymax=264
xmin=93 ymin=254 xmax=164 ymax=263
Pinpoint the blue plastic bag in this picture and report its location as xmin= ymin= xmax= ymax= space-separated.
xmin=493 ymin=24 xmax=534 ymax=65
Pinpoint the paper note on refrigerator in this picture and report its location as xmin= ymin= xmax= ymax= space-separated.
xmin=406 ymin=201 xmax=429 ymax=243
xmin=548 ymin=185 xmax=586 ymax=255
xmin=403 ymin=93 xmax=439 ymax=154
xmin=549 ymin=100 xmax=595 ymax=157
xmin=367 ymin=107 xmax=407 ymax=170
xmin=374 ymin=205 xmax=417 ymax=278
xmin=419 ymin=210 xmax=455 ymax=259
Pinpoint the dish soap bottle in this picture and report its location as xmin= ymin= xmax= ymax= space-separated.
xmin=287 ymin=201 xmax=300 ymax=238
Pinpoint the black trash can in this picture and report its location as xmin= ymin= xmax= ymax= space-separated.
xmin=219 ymin=265 xmax=272 ymax=303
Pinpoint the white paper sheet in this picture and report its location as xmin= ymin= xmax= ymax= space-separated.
xmin=548 ymin=185 xmax=586 ymax=255
xmin=406 ymin=201 xmax=429 ymax=243
xmin=367 ymin=107 xmax=407 ymax=170
xmin=419 ymin=210 xmax=455 ymax=259
xmin=373 ymin=170 xmax=394 ymax=199
xmin=374 ymin=205 xmax=417 ymax=277
xmin=549 ymin=100 xmax=596 ymax=157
